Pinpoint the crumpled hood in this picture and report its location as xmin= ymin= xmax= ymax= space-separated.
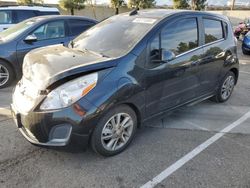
xmin=23 ymin=45 xmax=116 ymax=90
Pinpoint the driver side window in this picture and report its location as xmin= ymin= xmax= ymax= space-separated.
xmin=147 ymin=18 xmax=198 ymax=68
xmin=31 ymin=20 xmax=65 ymax=41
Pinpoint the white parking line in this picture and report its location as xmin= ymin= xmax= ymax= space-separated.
xmin=0 ymin=107 xmax=11 ymax=116
xmin=240 ymin=71 xmax=250 ymax=75
xmin=140 ymin=110 xmax=250 ymax=188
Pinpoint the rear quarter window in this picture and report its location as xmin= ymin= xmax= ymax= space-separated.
xmin=15 ymin=10 xmax=37 ymax=22
xmin=68 ymin=19 xmax=95 ymax=36
xmin=0 ymin=10 xmax=12 ymax=24
xmin=203 ymin=18 xmax=223 ymax=44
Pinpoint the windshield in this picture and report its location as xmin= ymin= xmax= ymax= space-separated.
xmin=72 ymin=15 xmax=157 ymax=58
xmin=0 ymin=18 xmax=38 ymax=42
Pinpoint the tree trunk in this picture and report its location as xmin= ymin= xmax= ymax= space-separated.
xmin=191 ymin=0 xmax=196 ymax=10
xmin=231 ymin=0 xmax=236 ymax=10
xmin=91 ymin=5 xmax=97 ymax=19
xmin=71 ymin=8 xmax=74 ymax=15
xmin=115 ymin=7 xmax=119 ymax=15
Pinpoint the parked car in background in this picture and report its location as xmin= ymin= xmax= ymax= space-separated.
xmin=242 ymin=31 xmax=250 ymax=55
xmin=244 ymin=17 xmax=250 ymax=29
xmin=11 ymin=10 xmax=239 ymax=156
xmin=0 ymin=5 xmax=60 ymax=32
xmin=0 ymin=15 xmax=97 ymax=88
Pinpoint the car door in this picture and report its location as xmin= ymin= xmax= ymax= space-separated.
xmin=67 ymin=19 xmax=96 ymax=41
xmin=198 ymin=17 xmax=226 ymax=94
xmin=16 ymin=20 xmax=69 ymax=65
xmin=144 ymin=16 xmax=203 ymax=116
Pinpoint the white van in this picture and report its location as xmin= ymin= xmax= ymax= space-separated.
xmin=0 ymin=5 xmax=60 ymax=31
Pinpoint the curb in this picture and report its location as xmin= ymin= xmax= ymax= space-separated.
xmin=0 ymin=107 xmax=11 ymax=116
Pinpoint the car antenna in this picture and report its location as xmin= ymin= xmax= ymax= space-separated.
xmin=129 ymin=8 xmax=139 ymax=16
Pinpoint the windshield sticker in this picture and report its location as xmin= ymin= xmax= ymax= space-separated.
xmin=133 ymin=18 xmax=157 ymax=24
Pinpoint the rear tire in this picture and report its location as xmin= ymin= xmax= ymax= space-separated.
xmin=0 ymin=61 xmax=15 ymax=89
xmin=91 ymin=105 xmax=137 ymax=156
xmin=242 ymin=47 xmax=249 ymax=55
xmin=211 ymin=71 xmax=236 ymax=103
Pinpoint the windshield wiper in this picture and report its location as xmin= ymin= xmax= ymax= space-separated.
xmin=69 ymin=40 xmax=74 ymax=48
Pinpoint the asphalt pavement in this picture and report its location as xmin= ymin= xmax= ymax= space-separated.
xmin=0 ymin=42 xmax=250 ymax=188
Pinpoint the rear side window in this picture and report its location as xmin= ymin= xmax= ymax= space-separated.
xmin=15 ymin=10 xmax=37 ymax=22
xmin=161 ymin=18 xmax=199 ymax=56
xmin=68 ymin=19 xmax=94 ymax=36
xmin=203 ymin=19 xmax=223 ymax=44
xmin=0 ymin=10 xmax=12 ymax=24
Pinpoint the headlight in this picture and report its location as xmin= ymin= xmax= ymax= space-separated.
xmin=40 ymin=73 xmax=98 ymax=110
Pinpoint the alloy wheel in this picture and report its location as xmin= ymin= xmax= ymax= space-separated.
xmin=101 ymin=113 xmax=134 ymax=151
xmin=0 ymin=65 xmax=9 ymax=87
xmin=221 ymin=75 xmax=235 ymax=100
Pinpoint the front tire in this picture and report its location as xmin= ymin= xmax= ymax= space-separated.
xmin=91 ymin=105 xmax=137 ymax=156
xmin=0 ymin=61 xmax=15 ymax=89
xmin=211 ymin=71 xmax=236 ymax=103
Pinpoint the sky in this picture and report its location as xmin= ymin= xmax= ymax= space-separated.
xmin=1 ymin=0 xmax=250 ymax=6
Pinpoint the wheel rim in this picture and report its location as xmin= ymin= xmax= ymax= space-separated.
xmin=0 ymin=65 xmax=9 ymax=87
xmin=221 ymin=75 xmax=235 ymax=100
xmin=101 ymin=113 xmax=134 ymax=151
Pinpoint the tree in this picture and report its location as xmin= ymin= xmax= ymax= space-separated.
xmin=173 ymin=0 xmax=189 ymax=9
xmin=231 ymin=0 xmax=236 ymax=10
xmin=191 ymin=0 xmax=207 ymax=10
xmin=110 ymin=0 xmax=124 ymax=15
xmin=87 ymin=0 xmax=97 ymax=19
xmin=17 ymin=0 xmax=32 ymax=4
xmin=17 ymin=0 xmax=43 ymax=5
xmin=177 ymin=42 xmax=189 ymax=54
xmin=59 ymin=0 xmax=85 ymax=15
xmin=34 ymin=0 xmax=43 ymax=4
xmin=127 ymin=0 xmax=156 ymax=9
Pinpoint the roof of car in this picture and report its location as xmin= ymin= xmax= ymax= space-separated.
xmin=122 ymin=9 xmax=228 ymax=21
xmin=26 ymin=15 xmax=98 ymax=23
xmin=0 ymin=5 xmax=59 ymax=12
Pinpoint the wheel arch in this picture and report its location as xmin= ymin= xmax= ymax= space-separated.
xmin=122 ymin=102 xmax=142 ymax=128
xmin=229 ymin=67 xmax=239 ymax=84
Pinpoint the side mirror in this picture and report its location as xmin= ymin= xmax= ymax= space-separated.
xmin=24 ymin=35 xmax=37 ymax=43
xmin=161 ymin=49 xmax=176 ymax=62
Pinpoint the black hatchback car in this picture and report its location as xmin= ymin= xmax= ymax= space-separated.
xmin=0 ymin=15 xmax=97 ymax=88
xmin=11 ymin=10 xmax=239 ymax=156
